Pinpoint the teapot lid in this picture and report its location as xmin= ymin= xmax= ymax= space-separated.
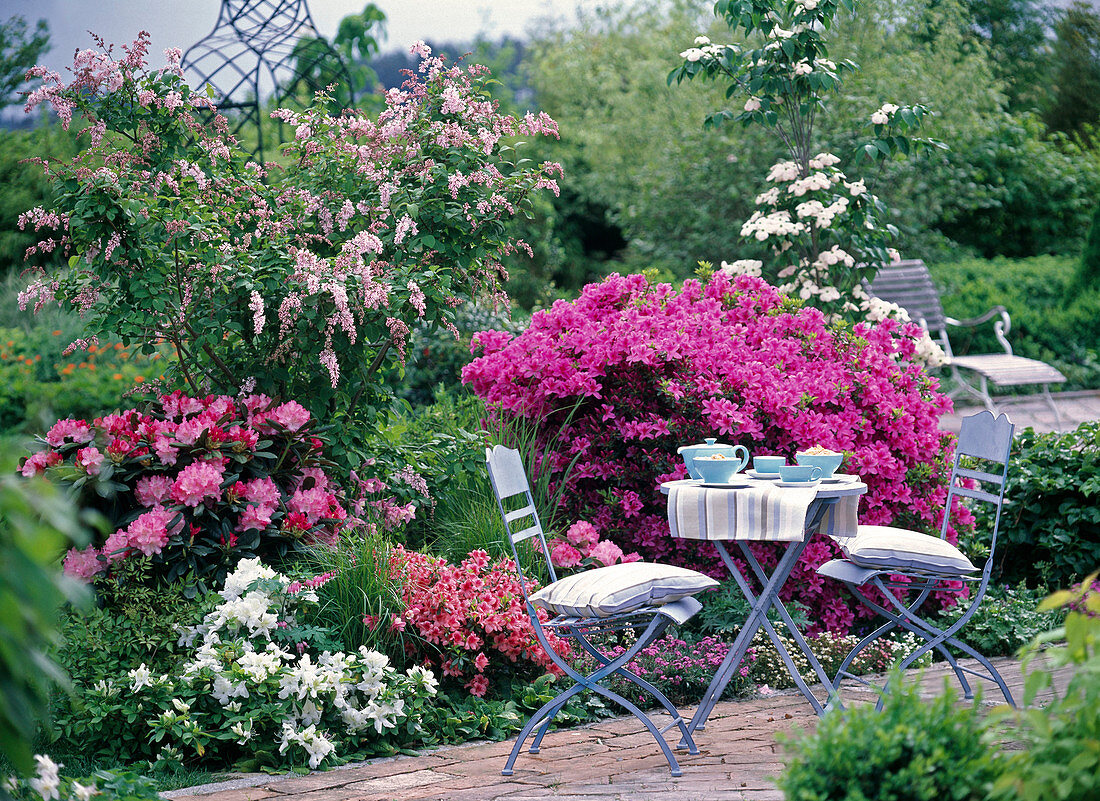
xmin=677 ymin=437 xmax=730 ymax=453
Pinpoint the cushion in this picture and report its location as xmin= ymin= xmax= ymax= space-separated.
xmin=842 ymin=525 xmax=978 ymax=575
xmin=530 ymin=562 xmax=718 ymax=619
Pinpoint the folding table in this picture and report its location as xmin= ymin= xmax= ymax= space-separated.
xmin=661 ymin=477 xmax=867 ymax=735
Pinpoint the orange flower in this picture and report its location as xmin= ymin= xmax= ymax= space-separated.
xmin=52 ymin=330 xmax=62 ymax=336
xmin=134 ymin=375 xmax=145 ymax=384
xmin=87 ymin=344 xmax=97 ymax=353
xmin=114 ymin=342 xmax=124 ymax=351
xmin=33 ymin=354 xmax=40 ymax=362
xmin=112 ymin=373 xmax=123 ymax=380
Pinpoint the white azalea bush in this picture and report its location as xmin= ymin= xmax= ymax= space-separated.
xmin=63 ymin=559 xmax=438 ymax=770
xmin=5 ymin=756 xmax=161 ymax=801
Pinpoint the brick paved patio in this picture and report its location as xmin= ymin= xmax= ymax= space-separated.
xmin=167 ymin=656 xmax=1076 ymax=801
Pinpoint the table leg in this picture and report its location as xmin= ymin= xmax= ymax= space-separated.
xmin=685 ymin=537 xmax=809 ymax=737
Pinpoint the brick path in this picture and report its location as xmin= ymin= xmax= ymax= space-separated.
xmin=167 ymin=656 xmax=1075 ymax=801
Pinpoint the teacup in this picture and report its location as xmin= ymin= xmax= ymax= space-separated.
xmin=753 ymin=455 xmax=786 ymax=475
xmin=694 ymin=454 xmax=748 ymax=484
xmin=778 ymin=465 xmax=822 ymax=483
xmin=795 ymin=451 xmax=844 ymax=478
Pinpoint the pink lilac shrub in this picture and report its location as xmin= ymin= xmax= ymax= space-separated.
xmin=463 ymin=272 xmax=971 ymax=633
xmin=386 ymin=545 xmax=568 ymax=696
xmin=20 ymin=391 xmax=348 ymax=587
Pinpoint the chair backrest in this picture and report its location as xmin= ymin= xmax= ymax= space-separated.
xmin=942 ymin=410 xmax=1015 ymax=575
xmin=485 ymin=445 xmax=557 ymax=592
xmin=866 ymin=259 xmax=950 ymax=338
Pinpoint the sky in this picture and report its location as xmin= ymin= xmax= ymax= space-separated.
xmin=3 ymin=0 xmax=608 ymax=78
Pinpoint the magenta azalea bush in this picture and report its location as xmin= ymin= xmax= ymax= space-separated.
xmin=463 ymin=272 xmax=970 ymax=633
xmin=20 ymin=391 xmax=348 ymax=587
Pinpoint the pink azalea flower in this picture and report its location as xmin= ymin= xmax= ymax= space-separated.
xmin=170 ymin=460 xmax=225 ymax=507
xmin=237 ymin=503 xmax=274 ymax=532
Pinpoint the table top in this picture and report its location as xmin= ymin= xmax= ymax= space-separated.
xmin=660 ymin=476 xmax=868 ymax=499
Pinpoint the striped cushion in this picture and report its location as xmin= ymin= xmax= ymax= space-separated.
xmin=843 ymin=525 xmax=977 ymax=575
xmin=530 ymin=562 xmax=718 ymax=619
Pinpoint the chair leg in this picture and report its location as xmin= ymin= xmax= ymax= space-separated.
xmin=1042 ymin=384 xmax=1063 ymax=431
xmin=874 ymin=579 xmax=1014 ymax=708
xmin=829 ymin=581 xmax=977 ymax=705
xmin=568 ymin=631 xmax=700 ymax=755
xmin=504 ymin=615 xmax=697 ymax=777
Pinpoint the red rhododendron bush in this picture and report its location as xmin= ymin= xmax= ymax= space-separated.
xmin=20 ymin=391 xmax=348 ymax=587
xmin=463 ymin=272 xmax=968 ymax=633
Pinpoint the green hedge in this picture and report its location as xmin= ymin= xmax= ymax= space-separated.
xmin=929 ymin=256 xmax=1100 ymax=390
xmin=975 ymin=422 xmax=1100 ymax=591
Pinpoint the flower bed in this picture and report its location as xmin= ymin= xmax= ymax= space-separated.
xmin=463 ymin=272 xmax=966 ymax=633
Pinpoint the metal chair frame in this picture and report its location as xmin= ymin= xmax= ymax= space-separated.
xmin=485 ymin=445 xmax=701 ymax=777
xmin=819 ymin=411 xmax=1016 ymax=709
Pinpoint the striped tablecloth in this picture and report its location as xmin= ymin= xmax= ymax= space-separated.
xmin=667 ymin=482 xmax=859 ymax=542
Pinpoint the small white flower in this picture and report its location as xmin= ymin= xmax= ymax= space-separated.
xmin=881 ymin=102 xmax=899 ymax=115
xmin=171 ymin=697 xmax=191 ymax=714
xmin=871 ymin=111 xmax=889 ymax=125
xmin=128 ymin=663 xmax=152 ymax=692
xmin=794 ymin=61 xmax=813 ymax=76
xmin=744 ymin=97 xmax=761 ymax=112
xmin=679 ymin=48 xmax=705 ymax=62
xmin=71 ymin=782 xmax=98 ymax=801
xmin=694 ymin=35 xmax=711 ymax=45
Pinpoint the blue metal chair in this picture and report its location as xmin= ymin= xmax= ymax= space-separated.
xmin=485 ymin=445 xmax=716 ymax=777
xmin=817 ymin=410 xmax=1016 ymax=708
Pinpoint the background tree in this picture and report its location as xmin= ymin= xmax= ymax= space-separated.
xmin=1043 ymin=1 xmax=1100 ymax=140
xmin=0 ymin=15 xmax=49 ymax=112
xmin=963 ymin=0 xmax=1052 ymax=113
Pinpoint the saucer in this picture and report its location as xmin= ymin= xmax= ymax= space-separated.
xmin=776 ymin=479 xmax=822 ymax=488
xmin=746 ymin=469 xmax=781 ymax=480
xmin=820 ymin=473 xmax=857 ymax=484
xmin=700 ymin=479 xmax=754 ymax=489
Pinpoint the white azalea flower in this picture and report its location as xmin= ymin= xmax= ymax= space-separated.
xmin=128 ymin=663 xmax=153 ymax=692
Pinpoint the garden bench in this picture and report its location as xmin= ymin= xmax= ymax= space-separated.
xmin=866 ymin=259 xmax=1066 ymax=429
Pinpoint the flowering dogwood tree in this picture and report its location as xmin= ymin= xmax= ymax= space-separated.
xmin=670 ymin=0 xmax=945 ymax=317
xmin=18 ymin=35 xmax=561 ymax=463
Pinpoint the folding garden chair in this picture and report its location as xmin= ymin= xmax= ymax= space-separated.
xmin=485 ymin=445 xmax=718 ymax=777
xmin=817 ymin=410 xmax=1017 ymax=708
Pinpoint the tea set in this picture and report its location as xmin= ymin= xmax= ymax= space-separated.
xmin=676 ymin=438 xmax=849 ymax=488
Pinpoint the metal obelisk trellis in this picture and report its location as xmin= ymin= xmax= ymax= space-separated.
xmin=181 ymin=0 xmax=354 ymax=162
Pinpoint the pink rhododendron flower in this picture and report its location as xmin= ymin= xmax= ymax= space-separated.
xmin=20 ymin=450 xmax=61 ymax=476
xmin=565 ymin=520 xmax=600 ymax=550
xmin=550 ymin=541 xmax=583 ymax=569
xmin=124 ymin=506 xmax=176 ymax=556
xmin=270 ymin=401 xmax=311 ymax=432
xmin=134 ymin=474 xmax=173 ymax=506
xmin=237 ymin=503 xmax=275 ymax=532
xmin=171 ymin=460 xmax=225 ymax=507
xmin=45 ymin=418 xmax=94 ymax=447
xmin=63 ymin=545 xmax=104 ymax=581
xmin=589 ymin=540 xmax=625 ymax=566
xmin=74 ymin=446 xmax=104 ymax=475
xmin=243 ymin=476 xmax=280 ymax=506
